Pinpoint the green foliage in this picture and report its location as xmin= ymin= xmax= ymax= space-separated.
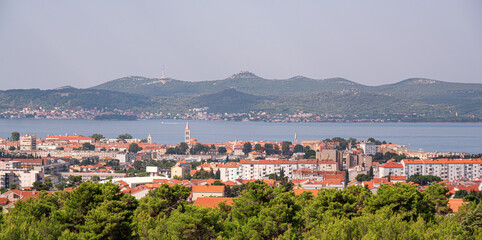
xmin=189 ymin=143 xmax=210 ymax=155
xmin=293 ymin=144 xmax=304 ymax=153
xmin=254 ymin=143 xmax=262 ymax=151
xmin=166 ymin=142 xmax=189 ymax=155
xmin=356 ymin=173 xmax=373 ymax=182
xmin=303 ymin=146 xmax=316 ymax=159
xmin=407 ymin=174 xmax=442 ymax=186
xmin=191 ymin=169 xmax=215 ymax=179
xmin=242 ymin=142 xmax=252 ymax=155
xmin=281 ymin=141 xmax=292 ymax=155
xmin=81 ymin=142 xmax=95 ymax=151
xmin=217 ymin=146 xmax=227 ymax=154
xmin=0 ymin=181 xmax=478 ymax=239
xmin=32 ymin=178 xmax=53 ymax=191
xmin=10 ymin=131 xmax=19 ymax=141
xmin=117 ymin=133 xmax=133 ymax=140
xmin=89 ymin=133 xmax=104 ymax=142
xmin=373 ymin=152 xmax=407 ymax=163
xmin=128 ymin=143 xmax=142 ymax=153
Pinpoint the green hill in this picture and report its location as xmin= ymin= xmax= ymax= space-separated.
xmin=0 ymin=88 xmax=156 ymax=111
xmin=1 ymin=72 xmax=481 ymax=121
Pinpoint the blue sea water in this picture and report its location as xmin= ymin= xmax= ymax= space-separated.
xmin=0 ymin=119 xmax=481 ymax=153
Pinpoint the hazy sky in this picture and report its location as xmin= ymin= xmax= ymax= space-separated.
xmin=0 ymin=0 xmax=481 ymax=90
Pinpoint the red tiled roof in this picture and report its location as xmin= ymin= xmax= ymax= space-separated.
xmin=390 ymin=176 xmax=407 ymax=181
xmin=294 ymin=189 xmax=319 ymax=196
xmin=448 ymin=198 xmax=468 ymax=213
xmin=380 ymin=162 xmax=403 ymax=168
xmin=194 ymin=197 xmax=233 ymax=208
xmin=192 ymin=185 xmax=225 ymax=193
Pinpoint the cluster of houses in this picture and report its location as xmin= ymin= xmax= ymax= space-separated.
xmin=0 ymin=123 xmax=478 ymax=213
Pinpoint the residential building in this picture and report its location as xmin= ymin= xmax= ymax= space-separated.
xmin=401 ymin=158 xmax=482 ymax=181
xmin=20 ymin=134 xmax=36 ymax=150
xmin=378 ymin=161 xmax=404 ymax=178
xmin=360 ymin=142 xmax=377 ymax=155
xmin=218 ymin=163 xmax=240 ymax=182
xmin=239 ymin=159 xmax=319 ymax=180
xmin=191 ymin=185 xmax=225 ymax=201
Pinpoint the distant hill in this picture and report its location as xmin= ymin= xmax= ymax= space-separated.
xmin=371 ymin=78 xmax=482 ymax=115
xmin=1 ymin=72 xmax=481 ymax=121
xmin=192 ymin=89 xmax=268 ymax=113
xmin=0 ymin=88 xmax=156 ymax=111
xmin=91 ymin=71 xmax=369 ymax=97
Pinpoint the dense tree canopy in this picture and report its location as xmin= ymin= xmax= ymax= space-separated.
xmin=0 ymin=181 xmax=480 ymax=239
xmin=128 ymin=143 xmax=143 ymax=153
xmin=89 ymin=133 xmax=104 ymax=142
xmin=407 ymin=174 xmax=443 ymax=185
xmin=10 ymin=131 xmax=19 ymax=141
xmin=117 ymin=133 xmax=133 ymax=140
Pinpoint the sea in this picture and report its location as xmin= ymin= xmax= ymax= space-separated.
xmin=0 ymin=119 xmax=481 ymax=154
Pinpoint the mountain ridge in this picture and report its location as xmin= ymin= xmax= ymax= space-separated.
xmin=0 ymin=72 xmax=480 ymax=121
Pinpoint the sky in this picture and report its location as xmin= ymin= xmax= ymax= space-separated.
xmin=0 ymin=0 xmax=481 ymax=90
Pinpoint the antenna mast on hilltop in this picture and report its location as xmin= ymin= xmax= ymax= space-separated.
xmin=161 ymin=65 xmax=166 ymax=79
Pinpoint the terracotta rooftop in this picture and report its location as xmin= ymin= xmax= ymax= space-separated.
xmin=194 ymin=197 xmax=234 ymax=208
xmin=380 ymin=162 xmax=403 ymax=168
xmin=448 ymin=198 xmax=468 ymax=213
xmin=192 ymin=185 xmax=225 ymax=193
xmin=293 ymin=189 xmax=319 ymax=196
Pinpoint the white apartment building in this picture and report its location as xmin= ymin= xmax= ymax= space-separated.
xmin=378 ymin=161 xmax=405 ymax=178
xmin=238 ymin=159 xmax=319 ymax=180
xmin=218 ymin=163 xmax=240 ymax=182
xmin=0 ymin=166 xmax=44 ymax=189
xmin=360 ymin=142 xmax=377 ymax=155
xmin=20 ymin=134 xmax=37 ymax=150
xmin=401 ymin=158 xmax=482 ymax=181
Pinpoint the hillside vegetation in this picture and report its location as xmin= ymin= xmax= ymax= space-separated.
xmin=1 ymin=72 xmax=481 ymax=120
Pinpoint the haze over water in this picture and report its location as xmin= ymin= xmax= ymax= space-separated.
xmin=0 ymin=119 xmax=480 ymax=154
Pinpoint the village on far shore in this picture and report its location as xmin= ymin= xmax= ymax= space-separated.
xmin=0 ymin=122 xmax=479 ymax=213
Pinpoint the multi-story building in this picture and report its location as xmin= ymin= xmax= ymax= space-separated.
xmin=239 ymin=159 xmax=320 ymax=180
xmin=378 ymin=161 xmax=404 ymax=178
xmin=218 ymin=163 xmax=240 ymax=182
xmin=0 ymin=172 xmax=19 ymax=189
xmin=360 ymin=142 xmax=377 ymax=155
xmin=401 ymin=158 xmax=482 ymax=181
xmin=20 ymin=134 xmax=36 ymax=150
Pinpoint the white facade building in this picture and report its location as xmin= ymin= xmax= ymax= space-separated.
xmin=238 ymin=159 xmax=319 ymax=180
xmin=378 ymin=162 xmax=405 ymax=178
xmin=401 ymin=158 xmax=482 ymax=181
xmin=20 ymin=134 xmax=37 ymax=150
xmin=218 ymin=163 xmax=240 ymax=182
xmin=360 ymin=142 xmax=377 ymax=155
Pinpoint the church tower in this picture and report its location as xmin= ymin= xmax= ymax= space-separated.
xmin=185 ymin=121 xmax=191 ymax=144
xmin=294 ymin=132 xmax=298 ymax=144
xmin=147 ymin=134 xmax=152 ymax=144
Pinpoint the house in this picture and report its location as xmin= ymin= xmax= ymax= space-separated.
xmin=191 ymin=185 xmax=225 ymax=201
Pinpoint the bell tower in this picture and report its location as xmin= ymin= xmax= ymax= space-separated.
xmin=185 ymin=121 xmax=191 ymax=144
